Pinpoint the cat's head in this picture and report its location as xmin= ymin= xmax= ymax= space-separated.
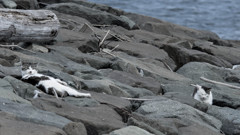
xmin=197 ymin=86 xmax=211 ymax=100
xmin=21 ymin=66 xmax=38 ymax=77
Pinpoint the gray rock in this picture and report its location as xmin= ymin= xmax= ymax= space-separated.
xmin=106 ymin=41 xmax=174 ymax=65
xmin=50 ymin=45 xmax=111 ymax=69
xmin=127 ymin=118 xmax=165 ymax=135
xmin=136 ymin=96 xmax=222 ymax=133
xmin=0 ymin=79 xmax=30 ymax=104
xmin=0 ymin=97 xmax=71 ymax=128
xmin=109 ymin=126 xmax=154 ymax=135
xmin=120 ymin=15 xmax=138 ymax=29
xmin=81 ymin=78 xmax=130 ymax=97
xmin=39 ymin=0 xmax=125 ymax=16
xmin=100 ymin=69 xmax=162 ymax=94
xmin=2 ymin=0 xmax=17 ymax=8
xmin=81 ymin=78 xmax=154 ymax=98
xmin=63 ymin=97 xmax=100 ymax=107
xmin=32 ymin=97 xmax=125 ymax=135
xmin=163 ymin=44 xmax=232 ymax=68
xmin=53 ymin=11 xmax=92 ymax=32
xmin=13 ymin=0 xmax=39 ymax=9
xmin=130 ymin=112 xmax=223 ymax=135
xmin=125 ymin=12 xmax=219 ymax=40
xmin=0 ymin=111 xmax=67 ymax=135
xmin=46 ymin=3 xmax=136 ymax=30
xmin=0 ymin=65 xmax=22 ymax=78
xmin=4 ymin=76 xmax=37 ymax=99
xmin=91 ymin=91 xmax=131 ymax=109
xmin=111 ymin=52 xmax=190 ymax=83
xmin=177 ymin=62 xmax=240 ymax=108
xmin=207 ymin=106 xmax=240 ymax=135
xmin=63 ymin=122 xmax=87 ymax=135
xmin=193 ymin=41 xmax=240 ymax=65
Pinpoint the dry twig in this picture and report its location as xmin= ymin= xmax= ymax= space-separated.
xmin=102 ymin=49 xmax=116 ymax=57
xmin=162 ymin=61 xmax=173 ymax=72
xmin=200 ymin=77 xmax=240 ymax=90
xmin=121 ymin=97 xmax=159 ymax=101
xmin=99 ymin=30 xmax=110 ymax=47
xmin=110 ymin=44 xmax=119 ymax=52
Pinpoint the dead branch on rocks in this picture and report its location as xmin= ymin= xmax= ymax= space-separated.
xmin=99 ymin=30 xmax=110 ymax=47
xmin=101 ymin=48 xmax=117 ymax=57
xmin=121 ymin=97 xmax=159 ymax=101
xmin=162 ymin=61 xmax=173 ymax=72
xmin=200 ymin=77 xmax=240 ymax=90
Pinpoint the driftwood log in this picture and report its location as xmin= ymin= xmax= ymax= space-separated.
xmin=0 ymin=8 xmax=60 ymax=42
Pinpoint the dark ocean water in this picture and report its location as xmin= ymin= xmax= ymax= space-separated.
xmin=87 ymin=0 xmax=240 ymax=40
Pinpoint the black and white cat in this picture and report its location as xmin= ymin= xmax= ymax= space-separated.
xmin=191 ymin=84 xmax=213 ymax=105
xmin=22 ymin=66 xmax=91 ymax=98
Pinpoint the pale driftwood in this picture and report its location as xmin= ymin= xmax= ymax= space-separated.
xmin=0 ymin=8 xmax=60 ymax=42
xmin=200 ymin=77 xmax=240 ymax=90
xmin=99 ymin=30 xmax=110 ymax=47
xmin=110 ymin=44 xmax=119 ymax=52
xmin=162 ymin=61 xmax=173 ymax=72
xmin=102 ymin=48 xmax=116 ymax=57
xmin=121 ymin=97 xmax=158 ymax=101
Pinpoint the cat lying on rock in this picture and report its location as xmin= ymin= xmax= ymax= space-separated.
xmin=22 ymin=67 xmax=91 ymax=98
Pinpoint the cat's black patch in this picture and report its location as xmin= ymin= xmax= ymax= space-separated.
xmin=22 ymin=76 xmax=50 ymax=86
xmin=202 ymin=86 xmax=211 ymax=94
xmin=37 ymin=84 xmax=47 ymax=93
xmin=192 ymin=87 xmax=198 ymax=97
xmin=48 ymin=87 xmax=55 ymax=95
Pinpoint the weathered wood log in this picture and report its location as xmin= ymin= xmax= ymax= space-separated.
xmin=0 ymin=8 xmax=60 ymax=42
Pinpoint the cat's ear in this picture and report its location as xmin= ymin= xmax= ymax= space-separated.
xmin=202 ymin=86 xmax=211 ymax=93
xmin=202 ymin=86 xmax=211 ymax=90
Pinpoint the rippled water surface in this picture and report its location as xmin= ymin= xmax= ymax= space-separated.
xmin=87 ymin=0 xmax=240 ymax=40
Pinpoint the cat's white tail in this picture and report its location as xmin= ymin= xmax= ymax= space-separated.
xmin=64 ymin=86 xmax=91 ymax=98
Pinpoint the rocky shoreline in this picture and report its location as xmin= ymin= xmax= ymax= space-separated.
xmin=0 ymin=0 xmax=240 ymax=135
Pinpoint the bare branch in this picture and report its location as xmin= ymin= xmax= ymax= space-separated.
xmin=99 ymin=30 xmax=110 ymax=47
xmin=200 ymin=77 xmax=240 ymax=90
xmin=110 ymin=44 xmax=119 ymax=52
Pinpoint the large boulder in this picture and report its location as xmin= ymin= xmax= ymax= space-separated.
xmin=50 ymin=45 xmax=111 ymax=69
xmin=124 ymin=12 xmax=219 ymax=40
xmin=177 ymin=62 xmax=240 ymax=108
xmin=0 ymin=79 xmax=30 ymax=104
xmin=109 ymin=126 xmax=154 ymax=135
xmin=207 ymin=106 xmax=240 ymax=135
xmin=135 ymin=96 xmax=223 ymax=134
xmin=0 ymin=97 xmax=71 ymax=128
xmin=46 ymin=3 xmax=137 ymax=30
xmin=100 ymin=69 xmax=162 ymax=94
xmin=4 ymin=76 xmax=37 ymax=100
xmin=81 ymin=78 xmax=154 ymax=98
xmin=0 ymin=112 xmax=66 ymax=135
xmin=111 ymin=52 xmax=190 ymax=83
xmin=193 ymin=41 xmax=240 ymax=65
xmin=163 ymin=44 xmax=232 ymax=68
xmin=31 ymin=97 xmax=125 ymax=135
xmin=63 ymin=122 xmax=88 ymax=135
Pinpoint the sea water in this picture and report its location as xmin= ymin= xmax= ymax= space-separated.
xmin=87 ymin=0 xmax=240 ymax=40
